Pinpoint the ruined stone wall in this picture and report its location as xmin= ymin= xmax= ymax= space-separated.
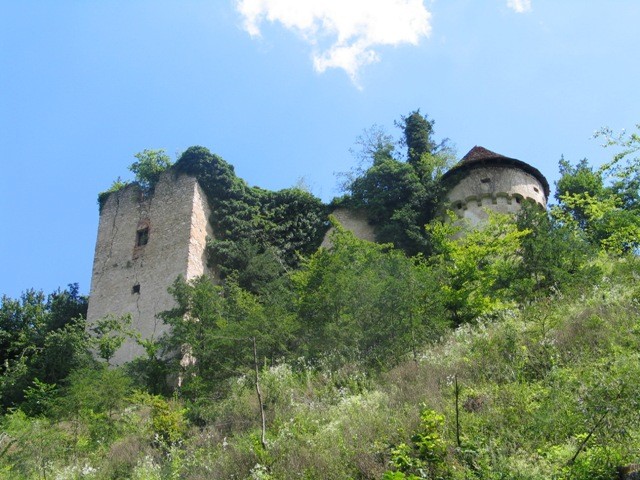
xmin=87 ymin=172 xmax=214 ymax=365
xmin=321 ymin=208 xmax=377 ymax=247
xmin=446 ymin=166 xmax=547 ymax=226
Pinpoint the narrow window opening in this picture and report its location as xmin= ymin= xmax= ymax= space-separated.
xmin=533 ymin=187 xmax=540 ymax=193
xmin=515 ymin=197 xmax=521 ymax=204
xmin=136 ymin=228 xmax=149 ymax=247
xmin=456 ymin=202 xmax=463 ymax=210
xmin=132 ymin=284 xmax=141 ymax=294
xmin=481 ymin=177 xmax=491 ymax=184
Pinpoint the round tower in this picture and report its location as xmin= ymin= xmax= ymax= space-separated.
xmin=441 ymin=146 xmax=549 ymax=226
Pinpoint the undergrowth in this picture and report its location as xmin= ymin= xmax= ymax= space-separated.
xmin=1 ymin=256 xmax=638 ymax=479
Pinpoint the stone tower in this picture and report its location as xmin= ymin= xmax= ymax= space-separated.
xmin=441 ymin=146 xmax=549 ymax=225
xmin=87 ymin=171 xmax=214 ymax=365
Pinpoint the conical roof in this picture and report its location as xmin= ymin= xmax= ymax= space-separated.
xmin=442 ymin=146 xmax=550 ymax=198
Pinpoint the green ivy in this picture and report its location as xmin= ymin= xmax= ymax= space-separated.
xmin=174 ymin=146 xmax=329 ymax=287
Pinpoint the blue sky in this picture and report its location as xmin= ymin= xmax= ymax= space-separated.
xmin=1 ymin=0 xmax=639 ymax=299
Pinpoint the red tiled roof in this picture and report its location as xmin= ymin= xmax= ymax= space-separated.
xmin=460 ymin=146 xmax=508 ymax=163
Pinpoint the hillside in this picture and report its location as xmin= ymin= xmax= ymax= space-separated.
xmin=1 ymin=122 xmax=639 ymax=479
xmin=1 ymin=250 xmax=639 ymax=479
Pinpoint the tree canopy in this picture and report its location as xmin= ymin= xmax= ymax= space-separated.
xmin=554 ymin=125 xmax=640 ymax=254
xmin=343 ymin=110 xmax=455 ymax=255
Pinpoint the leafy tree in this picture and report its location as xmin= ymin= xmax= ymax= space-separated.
xmin=293 ymin=222 xmax=446 ymax=367
xmin=160 ymin=275 xmax=296 ymax=402
xmin=349 ymin=156 xmax=423 ymax=226
xmin=555 ymin=127 xmax=640 ymax=254
xmin=261 ymin=187 xmax=329 ymax=267
xmin=175 ymin=146 xmax=328 ymax=280
xmin=595 ymin=123 xmax=640 ymax=211
xmin=0 ymin=285 xmax=91 ymax=410
xmin=344 ymin=110 xmax=454 ymax=255
xmin=554 ymin=192 xmax=640 ymax=254
xmin=555 ymin=157 xmax=606 ymax=229
xmin=0 ymin=410 xmax=67 ymax=479
xmin=396 ymin=110 xmax=438 ymax=168
xmin=54 ymin=366 xmax=133 ymax=444
xmin=90 ymin=313 xmax=134 ymax=366
xmin=513 ymin=204 xmax=597 ymax=298
xmin=129 ymin=148 xmax=172 ymax=190
xmin=427 ymin=212 xmax=529 ymax=324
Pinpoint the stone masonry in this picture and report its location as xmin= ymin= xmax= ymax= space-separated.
xmin=442 ymin=146 xmax=549 ymax=226
xmin=87 ymin=146 xmax=548 ymax=365
xmin=86 ymin=171 xmax=214 ymax=365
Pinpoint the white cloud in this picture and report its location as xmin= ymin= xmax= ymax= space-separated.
xmin=507 ymin=0 xmax=532 ymax=13
xmin=236 ymin=0 xmax=432 ymax=86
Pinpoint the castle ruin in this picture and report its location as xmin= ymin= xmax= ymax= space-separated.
xmin=441 ymin=146 xmax=549 ymax=225
xmin=87 ymin=172 xmax=214 ymax=364
xmin=87 ymin=146 xmax=548 ymax=365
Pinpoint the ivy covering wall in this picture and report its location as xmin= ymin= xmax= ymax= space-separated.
xmin=174 ymin=146 xmax=329 ymax=290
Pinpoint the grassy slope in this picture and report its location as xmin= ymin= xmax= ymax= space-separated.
xmin=191 ymin=255 xmax=640 ymax=480
xmin=1 ymin=255 xmax=639 ymax=479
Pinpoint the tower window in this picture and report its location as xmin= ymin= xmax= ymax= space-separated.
xmin=132 ymin=284 xmax=141 ymax=294
xmin=481 ymin=177 xmax=491 ymax=184
xmin=533 ymin=187 xmax=540 ymax=193
xmin=136 ymin=228 xmax=149 ymax=247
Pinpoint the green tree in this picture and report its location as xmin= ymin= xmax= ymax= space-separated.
xmin=0 ymin=285 xmax=91 ymax=410
xmin=175 ymin=146 xmax=328 ymax=280
xmin=129 ymin=148 xmax=172 ymax=190
xmin=513 ymin=204 xmax=597 ymax=298
xmin=595 ymin=123 xmax=640 ymax=211
xmin=555 ymin=157 xmax=606 ymax=229
xmin=90 ymin=313 xmax=134 ymax=366
xmin=293 ymin=222 xmax=446 ymax=368
xmin=427 ymin=212 xmax=529 ymax=324
xmin=54 ymin=366 xmax=133 ymax=444
xmin=344 ymin=110 xmax=454 ymax=255
xmin=161 ymin=275 xmax=296 ymax=401
xmin=397 ymin=110 xmax=438 ymax=168
xmin=555 ymin=127 xmax=640 ymax=254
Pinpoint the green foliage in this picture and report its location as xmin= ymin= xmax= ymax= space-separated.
xmin=97 ymin=176 xmax=128 ymax=211
xmin=428 ymin=212 xmax=530 ymax=324
xmin=293 ymin=222 xmax=447 ymax=368
xmin=396 ymin=109 xmax=439 ymax=168
xmin=0 ymin=284 xmax=91 ymax=411
xmin=554 ymin=192 xmax=640 ymax=254
xmin=514 ymin=204 xmax=598 ymax=298
xmin=595 ymin=123 xmax=640 ymax=211
xmin=54 ymin=366 xmax=133 ymax=446
xmin=131 ymin=392 xmax=187 ymax=448
xmin=22 ymin=378 xmax=57 ymax=416
xmin=1 ymin=409 xmax=70 ymax=479
xmin=2 ymin=255 xmax=640 ymax=478
xmin=98 ymin=148 xmax=171 ymax=210
xmin=160 ymin=275 xmax=296 ymax=403
xmin=126 ymin=335 xmax=172 ymax=395
xmin=344 ymin=110 xmax=454 ymax=255
xmin=386 ymin=408 xmax=451 ymax=479
xmin=555 ymin=129 xmax=640 ymax=253
xmin=6 ymin=123 xmax=640 ymax=479
xmin=174 ymin=146 xmax=329 ymax=283
xmin=90 ymin=313 xmax=134 ymax=366
xmin=129 ymin=148 xmax=172 ymax=191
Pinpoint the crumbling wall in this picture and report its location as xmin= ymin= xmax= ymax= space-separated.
xmin=87 ymin=172 xmax=214 ymax=365
xmin=321 ymin=208 xmax=377 ymax=247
